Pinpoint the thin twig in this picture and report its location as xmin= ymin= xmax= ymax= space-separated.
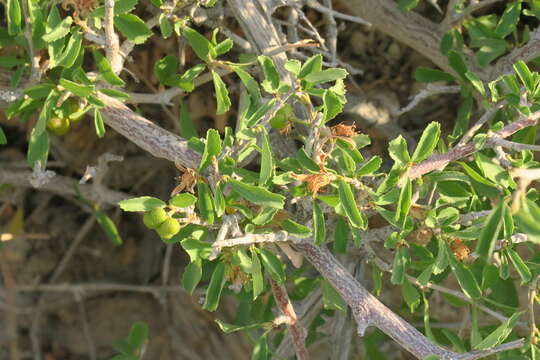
xmin=20 ymin=0 xmax=40 ymax=83
xmin=305 ymin=0 xmax=371 ymax=26
xmin=270 ymin=279 xmax=310 ymax=360
xmin=104 ymin=0 xmax=122 ymax=73
xmin=397 ymin=85 xmax=460 ymax=116
xmin=410 ymin=115 xmax=538 ymax=178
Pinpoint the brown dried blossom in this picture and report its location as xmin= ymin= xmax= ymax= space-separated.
xmin=450 ymin=238 xmax=470 ymax=261
xmin=171 ymin=162 xmax=197 ymax=196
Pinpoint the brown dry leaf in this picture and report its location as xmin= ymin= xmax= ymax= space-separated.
xmin=331 ymin=123 xmax=357 ymax=137
xmin=172 ymin=163 xmax=197 ymax=195
xmin=450 ymin=238 xmax=470 ymax=261
xmin=293 ymin=172 xmax=333 ymax=195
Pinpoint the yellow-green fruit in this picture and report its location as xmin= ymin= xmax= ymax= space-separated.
xmin=143 ymin=208 xmax=168 ymax=229
xmin=65 ymin=99 xmax=84 ymax=123
xmin=156 ymin=217 xmax=181 ymax=239
xmin=270 ymin=104 xmax=293 ymax=129
xmin=47 ymin=116 xmax=70 ymax=136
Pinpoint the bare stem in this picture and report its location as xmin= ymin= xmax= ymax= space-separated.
xmin=270 ymin=279 xmax=310 ymax=360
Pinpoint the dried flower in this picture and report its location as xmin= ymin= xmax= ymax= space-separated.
xmin=171 ymin=163 xmax=197 ymax=195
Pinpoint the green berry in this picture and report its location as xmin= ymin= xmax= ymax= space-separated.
xmin=156 ymin=217 xmax=181 ymax=240
xmin=65 ymin=98 xmax=84 ymax=123
xmin=270 ymin=104 xmax=294 ymax=129
xmin=47 ymin=116 xmax=70 ymax=136
xmin=143 ymin=208 xmax=168 ymax=229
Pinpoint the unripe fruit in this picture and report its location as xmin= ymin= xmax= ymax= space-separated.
xmin=143 ymin=208 xmax=168 ymax=229
xmin=47 ymin=116 xmax=70 ymax=136
xmin=156 ymin=217 xmax=181 ymax=239
xmin=270 ymin=104 xmax=293 ymax=129
xmin=64 ymin=98 xmax=84 ymax=123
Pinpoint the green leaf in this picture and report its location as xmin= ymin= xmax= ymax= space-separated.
xmin=281 ymin=219 xmax=311 ymax=237
xmin=203 ymin=261 xmax=226 ymax=311
xmin=506 ymin=248 xmax=532 ymax=283
xmin=481 ymin=264 xmax=499 ymax=290
xmin=182 ymin=259 xmax=202 ymax=294
xmin=304 ymin=68 xmax=348 ymax=84
xmin=401 ymin=279 xmax=421 ymax=312
xmin=90 ymin=0 xmax=138 ymax=17
xmin=298 ymin=54 xmax=323 ymax=79
xmin=213 ymin=38 xmax=233 ymax=56
xmin=172 ymin=63 xmax=206 ymax=91
xmin=199 ymin=129 xmax=222 ymax=171
xmin=321 ymin=279 xmax=346 ymax=311
xmin=92 ymin=50 xmax=125 ymax=86
xmin=35 ymin=91 xmax=57 ymax=135
xmin=94 ymin=108 xmax=106 ymax=138
xmin=251 ymin=335 xmax=269 ymax=360
xmin=514 ymin=60 xmax=535 ymax=93
xmin=251 ymin=249 xmax=264 ymax=299
xmin=232 ymin=66 xmax=261 ymax=103
xmin=114 ymin=14 xmax=153 ymax=44
xmin=24 ymin=83 xmax=56 ymax=99
xmin=333 ymin=216 xmax=349 ymax=253
xmin=391 ymin=246 xmax=409 ymax=285
xmin=515 ymin=199 xmax=540 ymax=242
xmin=415 ymin=67 xmax=455 ymax=83
xmin=170 ymin=193 xmax=197 ymax=207
xmin=476 ymin=38 xmax=507 ymax=66
xmin=450 ymin=257 xmax=482 ymax=299
xmin=213 ymin=185 xmax=225 ymax=218
xmin=118 ymin=196 xmax=166 ymax=211
xmin=259 ymin=130 xmax=273 ymax=186
xmin=42 ymin=16 xmax=72 ymax=42
xmin=396 ymin=178 xmax=412 ymax=223
xmin=159 ymin=13 xmax=172 ymax=39
xmin=260 ymin=248 xmax=286 ymax=284
xmin=59 ymin=79 xmax=93 ymax=98
xmin=448 ymin=50 xmax=468 ymax=78
xmin=399 ymin=0 xmax=419 ymax=11
xmin=27 ymin=127 xmax=49 ymax=167
xmin=99 ymin=88 xmax=129 ymax=100
xmin=296 ymin=147 xmax=320 ymax=173
xmin=7 ymin=0 xmax=22 ymax=35
xmin=197 ymin=181 xmax=215 ymax=224
xmin=357 ymin=156 xmax=382 ymax=176
xmin=313 ymin=201 xmax=326 ymax=245
xmin=258 ymin=55 xmax=280 ymax=93
xmin=284 ymin=59 xmax=301 ymax=76
xmin=154 ymin=55 xmax=177 ymax=84
xmin=465 ymin=71 xmax=486 ymax=96
xmin=495 ymin=1 xmax=521 ymax=38
xmin=323 ymin=89 xmax=343 ymax=122
xmin=0 ymin=126 xmax=6 ymax=145
xmin=56 ymin=31 xmax=82 ymax=68
xmin=411 ymin=122 xmax=440 ymax=163
xmin=178 ymin=101 xmax=198 ymax=139
xmin=388 ymin=135 xmax=410 ymax=165
xmin=128 ymin=322 xmax=149 ymax=349
xmin=183 ymin=27 xmax=212 ymax=62
xmin=95 ymin=210 xmax=122 ymax=245
xmin=473 ymin=312 xmax=521 ymax=349
xmin=215 ymin=320 xmax=263 ymax=334
xmin=211 ymin=70 xmax=231 ymax=115
xmin=228 ymin=179 xmax=285 ymax=209
xmin=338 ymin=180 xmax=365 ymax=229
xmin=476 ymin=201 xmax=504 ymax=261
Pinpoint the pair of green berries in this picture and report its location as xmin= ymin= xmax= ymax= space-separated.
xmin=46 ymin=99 xmax=84 ymax=136
xmin=143 ymin=208 xmax=181 ymax=240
